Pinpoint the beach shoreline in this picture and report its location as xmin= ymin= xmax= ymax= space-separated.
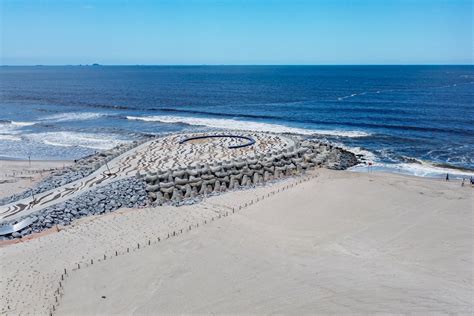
xmin=0 ymin=160 xmax=72 ymax=199
xmin=0 ymin=131 xmax=472 ymax=314
xmin=0 ymin=168 xmax=471 ymax=314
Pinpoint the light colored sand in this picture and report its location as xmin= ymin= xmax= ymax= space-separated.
xmin=0 ymin=171 xmax=299 ymax=315
xmin=0 ymin=160 xmax=71 ymax=199
xmin=1 ymin=170 xmax=472 ymax=314
xmin=48 ymin=170 xmax=472 ymax=314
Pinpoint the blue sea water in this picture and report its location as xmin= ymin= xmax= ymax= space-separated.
xmin=0 ymin=65 xmax=473 ymax=177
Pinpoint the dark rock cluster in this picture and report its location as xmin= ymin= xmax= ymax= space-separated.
xmin=0 ymin=177 xmax=148 ymax=240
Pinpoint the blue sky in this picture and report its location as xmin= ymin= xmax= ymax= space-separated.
xmin=1 ymin=0 xmax=472 ymax=65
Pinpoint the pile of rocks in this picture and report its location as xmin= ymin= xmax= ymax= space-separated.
xmin=142 ymin=139 xmax=358 ymax=204
xmin=0 ymin=139 xmax=149 ymax=206
xmin=0 ymin=177 xmax=148 ymax=240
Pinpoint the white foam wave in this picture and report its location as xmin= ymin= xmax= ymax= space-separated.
xmin=350 ymin=160 xmax=474 ymax=178
xmin=0 ymin=121 xmax=31 ymax=139
xmin=342 ymin=145 xmax=377 ymax=162
xmin=10 ymin=121 xmax=35 ymax=127
xmin=337 ymin=142 xmax=474 ymax=179
xmin=26 ymin=132 xmax=129 ymax=150
xmin=126 ymin=115 xmax=371 ymax=138
xmin=0 ymin=134 xmax=22 ymax=141
xmin=41 ymin=112 xmax=104 ymax=122
xmin=337 ymin=92 xmax=364 ymax=101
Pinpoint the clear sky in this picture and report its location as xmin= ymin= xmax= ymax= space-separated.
xmin=1 ymin=0 xmax=472 ymax=65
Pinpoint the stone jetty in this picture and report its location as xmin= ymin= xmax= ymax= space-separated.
xmin=143 ymin=138 xmax=358 ymax=205
xmin=0 ymin=132 xmax=358 ymax=240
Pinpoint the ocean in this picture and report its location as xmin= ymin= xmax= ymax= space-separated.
xmin=0 ymin=65 xmax=473 ymax=178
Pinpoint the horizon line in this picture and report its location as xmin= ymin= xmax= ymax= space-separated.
xmin=1 ymin=63 xmax=473 ymax=67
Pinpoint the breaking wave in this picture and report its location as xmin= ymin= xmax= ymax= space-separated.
xmin=26 ymin=132 xmax=130 ymax=150
xmin=10 ymin=121 xmax=36 ymax=127
xmin=349 ymin=157 xmax=474 ymax=178
xmin=40 ymin=112 xmax=104 ymax=122
xmin=126 ymin=115 xmax=371 ymax=138
xmin=0 ymin=121 xmax=35 ymax=142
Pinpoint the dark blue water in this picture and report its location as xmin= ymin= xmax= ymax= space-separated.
xmin=1 ymin=65 xmax=473 ymax=177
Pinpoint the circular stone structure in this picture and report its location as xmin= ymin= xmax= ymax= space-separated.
xmin=0 ymin=132 xmax=293 ymax=222
xmin=179 ymin=134 xmax=256 ymax=149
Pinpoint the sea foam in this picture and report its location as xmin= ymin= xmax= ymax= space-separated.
xmin=0 ymin=121 xmax=34 ymax=141
xmin=350 ymin=159 xmax=474 ymax=178
xmin=10 ymin=121 xmax=36 ymax=127
xmin=26 ymin=132 xmax=130 ymax=150
xmin=126 ymin=115 xmax=371 ymax=138
xmin=40 ymin=112 xmax=104 ymax=122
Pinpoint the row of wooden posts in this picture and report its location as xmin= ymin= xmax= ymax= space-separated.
xmin=45 ymin=173 xmax=317 ymax=315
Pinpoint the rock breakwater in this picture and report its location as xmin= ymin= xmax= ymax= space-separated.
xmin=0 ymin=177 xmax=148 ymax=240
xmin=142 ymin=139 xmax=358 ymax=205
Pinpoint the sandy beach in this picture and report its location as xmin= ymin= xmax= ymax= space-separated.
xmin=0 ymin=160 xmax=71 ymax=199
xmin=1 ymin=167 xmax=472 ymax=314
xmin=2 ymin=1 xmax=473 ymax=313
